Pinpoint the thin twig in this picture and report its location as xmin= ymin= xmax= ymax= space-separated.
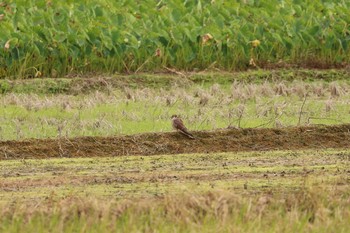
xmin=163 ymin=66 xmax=186 ymax=77
xmin=298 ymin=94 xmax=308 ymax=126
xmin=252 ymin=119 xmax=274 ymax=129
xmin=135 ymin=57 xmax=152 ymax=74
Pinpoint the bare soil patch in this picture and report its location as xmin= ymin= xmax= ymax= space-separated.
xmin=1 ymin=124 xmax=350 ymax=160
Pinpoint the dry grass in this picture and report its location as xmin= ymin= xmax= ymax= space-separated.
xmin=1 ymin=80 xmax=350 ymax=140
xmin=0 ymin=146 xmax=349 ymax=232
xmin=0 ymin=187 xmax=349 ymax=233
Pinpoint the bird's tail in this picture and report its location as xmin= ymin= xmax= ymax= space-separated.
xmin=180 ymin=129 xmax=195 ymax=139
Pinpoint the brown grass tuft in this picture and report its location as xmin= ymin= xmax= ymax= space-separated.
xmin=274 ymin=82 xmax=289 ymax=96
xmin=329 ymin=82 xmax=344 ymax=97
xmin=325 ymin=99 xmax=334 ymax=113
xmin=210 ymin=84 xmax=221 ymax=95
xmin=199 ymin=94 xmax=210 ymax=106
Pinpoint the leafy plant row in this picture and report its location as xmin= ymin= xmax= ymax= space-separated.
xmin=0 ymin=0 xmax=349 ymax=78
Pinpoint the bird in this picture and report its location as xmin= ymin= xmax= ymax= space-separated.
xmin=171 ymin=115 xmax=195 ymax=139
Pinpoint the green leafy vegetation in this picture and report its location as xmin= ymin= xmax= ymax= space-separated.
xmin=0 ymin=1 xmax=349 ymax=78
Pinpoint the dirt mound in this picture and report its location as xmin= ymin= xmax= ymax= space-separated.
xmin=1 ymin=124 xmax=350 ymax=160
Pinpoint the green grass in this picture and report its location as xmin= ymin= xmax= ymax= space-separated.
xmin=0 ymin=149 xmax=349 ymax=232
xmin=1 ymin=73 xmax=350 ymax=140
xmin=1 ymin=149 xmax=348 ymax=200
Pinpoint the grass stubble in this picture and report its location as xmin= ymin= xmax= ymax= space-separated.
xmin=1 ymin=72 xmax=350 ymax=141
xmin=0 ymin=150 xmax=349 ymax=232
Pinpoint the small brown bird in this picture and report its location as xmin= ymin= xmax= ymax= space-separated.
xmin=171 ymin=115 xmax=195 ymax=139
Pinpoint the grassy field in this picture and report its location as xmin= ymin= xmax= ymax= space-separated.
xmin=1 ymin=70 xmax=350 ymax=140
xmin=1 ymin=149 xmax=349 ymax=232
xmin=1 ymin=0 xmax=350 ymax=232
xmin=1 ymin=70 xmax=350 ymax=232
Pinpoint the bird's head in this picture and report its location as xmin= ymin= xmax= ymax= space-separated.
xmin=171 ymin=114 xmax=178 ymax=119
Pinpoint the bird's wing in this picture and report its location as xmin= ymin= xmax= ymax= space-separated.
xmin=173 ymin=118 xmax=195 ymax=139
xmin=174 ymin=118 xmax=187 ymax=130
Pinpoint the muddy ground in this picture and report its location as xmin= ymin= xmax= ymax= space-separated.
xmin=1 ymin=124 xmax=350 ymax=160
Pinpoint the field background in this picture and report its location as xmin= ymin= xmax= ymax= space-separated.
xmin=1 ymin=70 xmax=350 ymax=141
xmin=0 ymin=0 xmax=350 ymax=78
xmin=1 ymin=1 xmax=350 ymax=232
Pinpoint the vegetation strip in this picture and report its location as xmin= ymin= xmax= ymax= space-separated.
xmin=1 ymin=124 xmax=350 ymax=159
xmin=1 ymin=70 xmax=350 ymax=141
xmin=1 ymin=189 xmax=348 ymax=233
xmin=0 ymin=188 xmax=350 ymax=232
xmin=1 ymin=69 xmax=349 ymax=95
xmin=1 ymin=1 xmax=350 ymax=78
